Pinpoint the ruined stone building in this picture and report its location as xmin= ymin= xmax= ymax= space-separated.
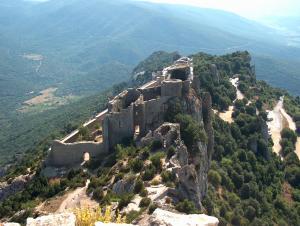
xmin=46 ymin=57 xmax=210 ymax=168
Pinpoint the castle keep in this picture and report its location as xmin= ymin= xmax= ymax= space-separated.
xmin=46 ymin=57 xmax=196 ymax=167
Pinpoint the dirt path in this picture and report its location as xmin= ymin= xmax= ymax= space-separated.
xmin=36 ymin=180 xmax=98 ymax=214
xmin=230 ymin=77 xmax=244 ymax=101
xmin=267 ymin=97 xmax=300 ymax=159
xmin=56 ymin=179 xmax=98 ymax=213
xmin=296 ymin=139 xmax=300 ymax=160
xmin=218 ymin=106 xmax=234 ymax=123
xmin=267 ymin=98 xmax=284 ymax=154
xmin=217 ymin=77 xmax=244 ymax=123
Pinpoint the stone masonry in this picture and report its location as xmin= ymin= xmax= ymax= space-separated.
xmin=46 ymin=57 xmax=200 ymax=167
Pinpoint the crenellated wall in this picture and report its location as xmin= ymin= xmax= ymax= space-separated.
xmin=46 ymin=57 xmax=197 ymax=167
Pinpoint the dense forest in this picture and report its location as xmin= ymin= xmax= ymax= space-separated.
xmin=1 ymin=0 xmax=300 ymax=167
xmin=192 ymin=52 xmax=300 ymax=225
xmin=1 ymin=51 xmax=300 ymax=225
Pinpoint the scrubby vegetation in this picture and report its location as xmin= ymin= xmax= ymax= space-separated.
xmin=1 ymin=51 xmax=300 ymax=225
xmin=0 ymin=169 xmax=88 ymax=220
xmin=193 ymin=51 xmax=300 ymax=225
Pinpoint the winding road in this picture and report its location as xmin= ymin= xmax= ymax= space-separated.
xmin=267 ymin=97 xmax=300 ymax=159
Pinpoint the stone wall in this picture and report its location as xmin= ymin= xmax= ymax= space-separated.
xmin=161 ymin=80 xmax=182 ymax=97
xmin=139 ymin=86 xmax=161 ymax=101
xmin=46 ymin=140 xmax=106 ymax=167
xmin=47 ymin=57 xmax=195 ymax=167
xmin=103 ymin=106 xmax=135 ymax=149
xmin=139 ymin=97 xmax=170 ymax=136
xmin=62 ymin=110 xmax=107 ymax=143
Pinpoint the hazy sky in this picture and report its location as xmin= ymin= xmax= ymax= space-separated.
xmin=137 ymin=0 xmax=300 ymax=19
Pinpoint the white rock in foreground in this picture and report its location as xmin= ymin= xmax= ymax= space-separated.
xmin=3 ymin=223 xmax=21 ymax=226
xmin=95 ymin=223 xmax=134 ymax=226
xmin=149 ymin=208 xmax=219 ymax=226
xmin=26 ymin=212 xmax=76 ymax=226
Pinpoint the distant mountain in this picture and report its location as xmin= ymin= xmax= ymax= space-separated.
xmin=262 ymin=16 xmax=300 ymax=48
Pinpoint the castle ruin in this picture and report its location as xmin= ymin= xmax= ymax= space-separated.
xmin=46 ymin=57 xmax=197 ymax=167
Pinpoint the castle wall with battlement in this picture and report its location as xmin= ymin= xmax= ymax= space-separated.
xmin=46 ymin=57 xmax=195 ymax=167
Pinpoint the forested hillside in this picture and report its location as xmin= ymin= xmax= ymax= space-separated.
xmin=1 ymin=0 xmax=300 ymax=166
xmin=1 ymin=51 xmax=300 ymax=226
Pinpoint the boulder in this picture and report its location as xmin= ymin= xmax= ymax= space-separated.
xmin=95 ymin=223 xmax=134 ymax=226
xmin=3 ymin=223 xmax=21 ymax=226
xmin=149 ymin=208 xmax=219 ymax=226
xmin=26 ymin=213 xmax=76 ymax=226
xmin=112 ymin=177 xmax=135 ymax=195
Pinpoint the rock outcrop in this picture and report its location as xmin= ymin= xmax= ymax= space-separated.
xmin=95 ymin=223 xmax=134 ymax=226
xmin=0 ymin=174 xmax=32 ymax=201
xmin=26 ymin=213 xmax=76 ymax=226
xmin=149 ymin=208 xmax=219 ymax=226
xmin=209 ymin=64 xmax=220 ymax=84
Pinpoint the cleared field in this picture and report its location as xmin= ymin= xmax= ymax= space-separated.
xmin=22 ymin=53 xmax=43 ymax=61
xmin=19 ymin=88 xmax=79 ymax=113
xmin=23 ymin=88 xmax=57 ymax=106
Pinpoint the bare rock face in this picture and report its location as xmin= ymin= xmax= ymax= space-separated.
xmin=112 ymin=177 xmax=135 ymax=195
xmin=149 ymin=208 xmax=219 ymax=226
xmin=139 ymin=123 xmax=180 ymax=148
xmin=26 ymin=213 xmax=76 ymax=226
xmin=0 ymin=174 xmax=32 ymax=201
xmin=177 ymin=164 xmax=202 ymax=208
xmin=209 ymin=64 xmax=220 ymax=84
xmin=173 ymin=91 xmax=214 ymax=208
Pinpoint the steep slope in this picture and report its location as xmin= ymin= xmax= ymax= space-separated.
xmin=1 ymin=0 xmax=300 ymax=166
xmin=1 ymin=51 xmax=300 ymax=226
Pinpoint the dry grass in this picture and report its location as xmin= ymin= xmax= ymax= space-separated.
xmin=24 ymin=88 xmax=57 ymax=106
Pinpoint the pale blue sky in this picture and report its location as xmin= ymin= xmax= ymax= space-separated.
xmin=136 ymin=0 xmax=300 ymax=19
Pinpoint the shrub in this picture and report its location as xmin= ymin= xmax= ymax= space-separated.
xmin=208 ymin=170 xmax=221 ymax=188
xmin=92 ymin=187 xmax=104 ymax=201
xmin=118 ymin=193 xmax=134 ymax=210
xmin=281 ymin=128 xmax=297 ymax=144
xmin=151 ymin=179 xmax=160 ymax=186
xmin=116 ymin=145 xmax=138 ymax=160
xmin=174 ymin=114 xmax=207 ymax=153
xmin=148 ymin=204 xmax=158 ymax=214
xmin=292 ymin=189 xmax=300 ymax=202
xmin=134 ymin=179 xmax=144 ymax=194
xmin=141 ymin=148 xmax=150 ymax=160
xmin=139 ymin=189 xmax=148 ymax=197
xmin=142 ymin=165 xmax=156 ymax=181
xmin=139 ymin=197 xmax=151 ymax=207
xmin=130 ymin=158 xmax=144 ymax=173
xmin=126 ymin=210 xmax=141 ymax=224
xmin=167 ymin=146 xmax=176 ymax=159
xmin=161 ymin=170 xmax=176 ymax=183
xmin=150 ymin=152 xmax=165 ymax=170
xmin=175 ymin=199 xmax=197 ymax=214
xmin=150 ymin=140 xmax=162 ymax=151
xmin=74 ymin=206 xmax=126 ymax=225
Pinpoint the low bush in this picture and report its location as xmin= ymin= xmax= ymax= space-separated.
xmin=139 ymin=197 xmax=151 ymax=207
xmin=130 ymin=158 xmax=144 ymax=173
xmin=134 ymin=179 xmax=144 ymax=194
xmin=148 ymin=204 xmax=158 ymax=214
xmin=175 ymin=199 xmax=198 ymax=214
